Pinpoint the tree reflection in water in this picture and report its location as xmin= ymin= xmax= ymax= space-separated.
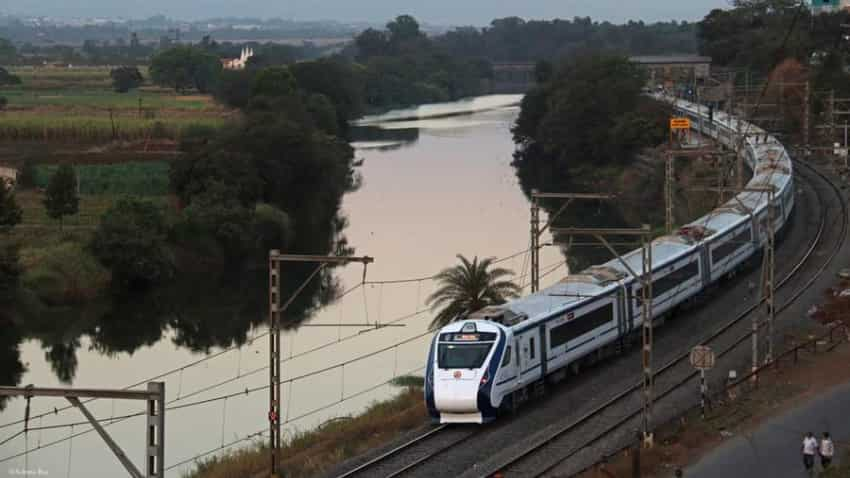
xmin=4 ymin=218 xmax=349 ymax=385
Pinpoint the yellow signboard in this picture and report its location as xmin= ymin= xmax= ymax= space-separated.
xmin=670 ymin=117 xmax=691 ymax=130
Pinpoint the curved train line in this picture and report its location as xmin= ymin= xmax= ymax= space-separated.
xmin=332 ymin=98 xmax=848 ymax=477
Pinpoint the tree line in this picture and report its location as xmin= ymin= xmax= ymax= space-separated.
xmin=698 ymin=0 xmax=850 ymax=96
xmin=512 ymin=53 xmax=670 ymax=270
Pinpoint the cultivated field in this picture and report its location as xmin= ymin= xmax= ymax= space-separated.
xmin=0 ymin=66 xmax=231 ymax=143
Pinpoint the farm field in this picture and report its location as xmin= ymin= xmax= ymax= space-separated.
xmin=0 ymin=66 xmax=231 ymax=143
xmin=13 ymin=189 xmax=170 ymax=227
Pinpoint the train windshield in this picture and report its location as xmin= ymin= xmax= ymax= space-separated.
xmin=437 ymin=343 xmax=493 ymax=369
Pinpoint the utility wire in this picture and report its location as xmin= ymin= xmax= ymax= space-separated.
xmin=164 ymin=365 xmax=425 ymax=472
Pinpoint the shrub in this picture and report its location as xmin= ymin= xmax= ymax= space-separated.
xmin=21 ymin=241 xmax=108 ymax=304
xmin=15 ymin=159 xmax=36 ymax=190
xmin=110 ymin=66 xmax=144 ymax=93
xmin=89 ymin=197 xmax=174 ymax=291
xmin=0 ymin=244 xmax=22 ymax=301
xmin=43 ymin=164 xmax=79 ymax=229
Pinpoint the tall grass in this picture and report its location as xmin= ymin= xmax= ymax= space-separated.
xmin=184 ymin=387 xmax=426 ymax=478
xmin=0 ymin=114 xmax=224 ymax=142
xmin=0 ymin=89 xmax=220 ymax=111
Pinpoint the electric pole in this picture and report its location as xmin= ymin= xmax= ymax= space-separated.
xmin=0 ymin=383 xmax=165 ymax=478
xmin=268 ymin=252 xmax=374 ymax=477
xmin=550 ymin=225 xmax=653 ymax=446
xmin=528 ymin=191 xmax=615 ymax=292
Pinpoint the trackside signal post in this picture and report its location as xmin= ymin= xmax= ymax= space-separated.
xmin=0 ymin=383 xmax=165 ymax=477
xmin=267 ymin=251 xmax=374 ymax=477
xmin=550 ymin=225 xmax=654 ymax=447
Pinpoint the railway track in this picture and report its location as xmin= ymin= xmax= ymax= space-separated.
xmin=334 ymin=424 xmax=478 ymax=478
xmin=330 ymin=160 xmax=847 ymax=478
xmin=479 ymin=159 xmax=848 ymax=477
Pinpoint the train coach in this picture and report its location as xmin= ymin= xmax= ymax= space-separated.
xmin=425 ymin=97 xmax=795 ymax=424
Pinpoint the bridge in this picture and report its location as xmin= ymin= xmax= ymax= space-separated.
xmin=489 ymin=62 xmax=536 ymax=94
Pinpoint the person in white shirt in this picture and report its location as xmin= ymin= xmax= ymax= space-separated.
xmin=820 ymin=432 xmax=835 ymax=469
xmin=802 ymin=432 xmax=817 ymax=473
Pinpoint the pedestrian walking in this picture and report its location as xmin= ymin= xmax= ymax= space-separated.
xmin=820 ymin=432 xmax=834 ymax=469
xmin=803 ymin=432 xmax=817 ymax=475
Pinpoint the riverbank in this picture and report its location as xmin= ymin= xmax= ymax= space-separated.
xmin=185 ymin=385 xmax=425 ymax=478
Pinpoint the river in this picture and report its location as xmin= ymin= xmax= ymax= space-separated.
xmin=0 ymin=94 xmax=567 ymax=477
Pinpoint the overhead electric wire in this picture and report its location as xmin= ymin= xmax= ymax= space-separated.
xmin=164 ymin=365 xmax=426 ymax=472
xmin=0 ymin=326 xmax=436 ymax=465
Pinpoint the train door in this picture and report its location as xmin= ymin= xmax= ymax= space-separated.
xmin=518 ymin=330 xmax=541 ymax=383
xmin=494 ymin=337 xmax=517 ymax=396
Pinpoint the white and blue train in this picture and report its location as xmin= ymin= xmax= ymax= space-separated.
xmin=425 ymin=97 xmax=796 ymax=424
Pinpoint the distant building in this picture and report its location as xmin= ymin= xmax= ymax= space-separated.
xmin=810 ymin=0 xmax=850 ymax=14
xmin=629 ymin=55 xmax=712 ymax=88
xmin=222 ymin=47 xmax=254 ymax=70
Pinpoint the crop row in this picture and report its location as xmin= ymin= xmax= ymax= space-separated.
xmin=33 ymin=161 xmax=171 ymax=196
xmin=0 ymin=115 xmax=223 ymax=142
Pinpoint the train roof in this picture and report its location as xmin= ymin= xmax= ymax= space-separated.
xmin=462 ymin=95 xmax=793 ymax=333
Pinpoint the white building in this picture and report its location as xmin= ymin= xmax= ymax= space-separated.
xmin=222 ymin=47 xmax=254 ymax=70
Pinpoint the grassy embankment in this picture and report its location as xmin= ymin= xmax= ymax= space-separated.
xmin=1 ymin=66 xmax=222 ymax=304
xmin=184 ymin=381 xmax=426 ymax=478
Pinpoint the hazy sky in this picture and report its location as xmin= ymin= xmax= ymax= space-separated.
xmin=6 ymin=0 xmax=732 ymax=25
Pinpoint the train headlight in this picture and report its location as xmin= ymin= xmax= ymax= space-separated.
xmin=480 ymin=370 xmax=489 ymax=386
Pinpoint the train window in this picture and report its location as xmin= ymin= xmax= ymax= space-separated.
xmin=549 ymin=303 xmax=614 ymax=348
xmin=529 ymin=338 xmax=535 ymax=360
xmin=635 ymin=260 xmax=699 ymax=298
xmin=711 ymin=227 xmax=753 ymax=265
xmin=501 ymin=346 xmax=512 ymax=367
xmin=437 ymin=343 xmax=492 ymax=369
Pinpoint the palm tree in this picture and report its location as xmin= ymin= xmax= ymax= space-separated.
xmin=426 ymin=254 xmax=521 ymax=329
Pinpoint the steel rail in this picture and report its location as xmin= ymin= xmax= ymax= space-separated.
xmin=334 ymin=161 xmax=844 ymax=478
xmin=486 ymin=160 xmax=845 ymax=478
xmin=382 ymin=430 xmax=479 ymax=478
xmin=334 ymin=425 xmax=448 ymax=478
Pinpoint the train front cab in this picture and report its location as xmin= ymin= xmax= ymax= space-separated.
xmin=425 ymin=321 xmax=507 ymax=424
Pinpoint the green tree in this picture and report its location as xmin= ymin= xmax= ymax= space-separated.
xmin=89 ymin=197 xmax=173 ymax=290
xmin=0 ymin=182 xmax=22 ymax=231
xmin=387 ymin=15 xmax=424 ymax=48
xmin=43 ymin=164 xmax=79 ymax=230
xmin=178 ymin=182 xmax=254 ymax=264
xmin=0 ymin=67 xmax=21 ymax=86
xmin=15 ymin=160 xmax=36 ymax=190
xmin=214 ymin=69 xmax=259 ymax=109
xmin=149 ymin=45 xmax=222 ymax=93
xmin=354 ymin=28 xmax=389 ymax=59
xmin=0 ymin=38 xmax=15 ymax=64
xmin=426 ymin=255 xmax=520 ymax=329
xmin=251 ymin=66 xmax=296 ymax=98
xmin=110 ymin=66 xmax=144 ymax=92
xmin=0 ymin=181 xmax=22 ymax=304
